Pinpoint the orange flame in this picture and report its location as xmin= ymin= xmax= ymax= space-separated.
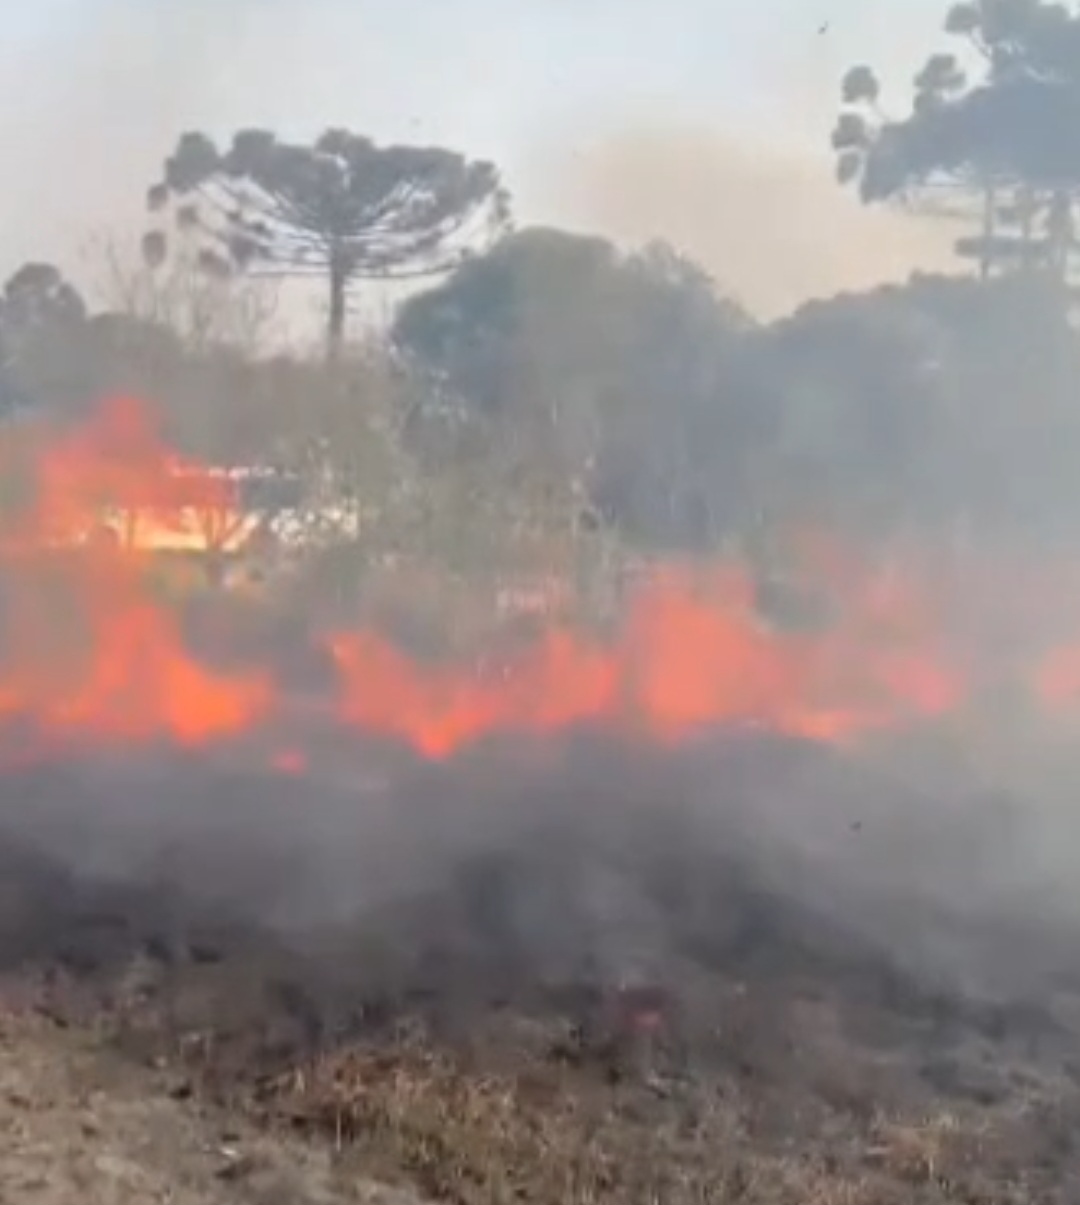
xmin=326 ymin=559 xmax=968 ymax=756
xmin=2 ymin=393 xmax=1080 ymax=764
xmin=0 ymin=396 xmax=270 ymax=749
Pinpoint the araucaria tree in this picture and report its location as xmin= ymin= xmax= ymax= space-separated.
xmin=146 ymin=128 xmax=510 ymax=356
xmin=832 ymin=0 xmax=1080 ymax=282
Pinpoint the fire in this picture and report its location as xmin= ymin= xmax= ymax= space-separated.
xmin=0 ymin=396 xmax=271 ymax=749
xmin=0 ymin=392 xmax=1078 ymax=763
xmin=327 ymin=561 xmax=967 ymax=756
xmin=329 ymin=628 xmax=620 ymax=757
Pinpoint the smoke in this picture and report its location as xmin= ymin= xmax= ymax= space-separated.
xmin=0 ymin=1 xmax=439 ymax=285
xmin=0 ymin=0 xmax=953 ymax=319
xmin=2 ymin=3 xmax=1080 ymax=1057
xmin=3 ymin=719 xmax=1080 ymax=1023
xmin=531 ymin=119 xmax=957 ymax=318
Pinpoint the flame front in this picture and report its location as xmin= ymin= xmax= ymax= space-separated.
xmin=0 ymin=396 xmax=271 ymax=749
xmin=1 ymin=393 xmax=1079 ymax=763
xmin=328 ymin=560 xmax=967 ymax=755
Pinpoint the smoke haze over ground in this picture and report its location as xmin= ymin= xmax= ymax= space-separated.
xmin=5 ymin=731 xmax=1080 ymax=1003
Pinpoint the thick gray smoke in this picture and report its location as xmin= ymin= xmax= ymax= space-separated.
xmin=3 ymin=725 xmax=1079 ymax=1022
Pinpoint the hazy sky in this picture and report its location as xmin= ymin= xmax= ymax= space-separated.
xmin=0 ymin=0 xmax=958 ymax=316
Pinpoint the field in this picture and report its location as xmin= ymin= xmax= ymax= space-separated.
xmin=5 ymin=12 xmax=1080 ymax=1195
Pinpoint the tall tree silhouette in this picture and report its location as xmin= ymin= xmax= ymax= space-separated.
xmin=833 ymin=1 xmax=1080 ymax=280
xmin=146 ymin=128 xmax=509 ymax=356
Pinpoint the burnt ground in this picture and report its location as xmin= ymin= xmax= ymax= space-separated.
xmin=0 ymin=730 xmax=1079 ymax=1202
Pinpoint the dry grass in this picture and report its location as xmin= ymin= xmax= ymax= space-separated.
xmin=260 ymin=1038 xmax=763 ymax=1203
xmin=0 ymin=1004 xmax=421 ymax=1205
xmin=236 ymin=1028 xmax=1064 ymax=1205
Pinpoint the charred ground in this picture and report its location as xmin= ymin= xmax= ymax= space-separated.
xmin=0 ymin=730 xmax=1077 ymax=1202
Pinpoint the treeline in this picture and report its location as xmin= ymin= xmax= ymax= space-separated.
xmin=4 ymin=238 xmax=1079 ymax=557
xmin=3 ymin=0 xmax=1080 ymax=592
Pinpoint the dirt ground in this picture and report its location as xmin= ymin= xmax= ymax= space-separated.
xmin=1 ymin=972 xmax=1077 ymax=1205
xmin=0 ymin=1004 xmax=428 ymax=1205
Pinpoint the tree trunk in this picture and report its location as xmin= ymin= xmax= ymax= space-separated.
xmin=1047 ymin=190 xmax=1072 ymax=282
xmin=327 ymin=251 xmax=347 ymax=361
xmin=1019 ymin=185 xmax=1035 ymax=271
xmin=979 ymin=181 xmax=995 ymax=280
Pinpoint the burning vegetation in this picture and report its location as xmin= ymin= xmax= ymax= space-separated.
xmin=5 ymin=390 xmax=1080 ymax=760
xmin=8 ymin=2 xmax=1080 ymax=1196
xmin=0 ymin=391 xmax=1077 ymax=1202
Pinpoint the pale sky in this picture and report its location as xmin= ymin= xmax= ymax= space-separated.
xmin=0 ymin=0 xmax=960 ymax=319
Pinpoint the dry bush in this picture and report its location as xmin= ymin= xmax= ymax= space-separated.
xmin=91 ymin=233 xmax=283 ymax=356
xmin=259 ymin=1037 xmax=756 ymax=1204
xmin=244 ymin=339 xmax=613 ymax=639
xmin=249 ymin=1034 xmax=1053 ymax=1205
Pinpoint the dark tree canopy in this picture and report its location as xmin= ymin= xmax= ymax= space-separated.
xmin=0 ymin=263 xmax=86 ymax=336
xmin=742 ymin=270 xmax=1080 ymax=543
xmin=833 ymin=0 xmax=1080 ymax=279
xmin=146 ymin=128 xmax=510 ymax=354
xmin=394 ymin=225 xmax=1080 ymax=551
xmin=394 ymin=227 xmax=758 ymax=547
xmin=0 ymin=263 xmax=88 ymax=417
xmin=393 ymin=227 xmax=751 ymax=412
xmin=394 ymin=227 xmax=623 ymax=413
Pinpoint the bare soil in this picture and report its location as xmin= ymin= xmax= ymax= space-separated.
xmin=0 ymin=1004 xmax=427 ymax=1204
